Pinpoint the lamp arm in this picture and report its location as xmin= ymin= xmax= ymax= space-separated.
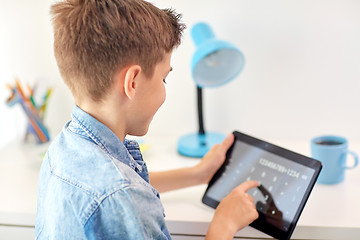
xmin=197 ymin=86 xmax=205 ymax=135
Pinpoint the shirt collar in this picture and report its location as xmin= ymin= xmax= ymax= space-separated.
xmin=68 ymin=106 xmax=144 ymax=174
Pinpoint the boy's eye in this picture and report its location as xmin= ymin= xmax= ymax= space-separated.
xmin=163 ymin=79 xmax=167 ymax=84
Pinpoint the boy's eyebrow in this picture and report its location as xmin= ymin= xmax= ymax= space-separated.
xmin=165 ymin=67 xmax=173 ymax=76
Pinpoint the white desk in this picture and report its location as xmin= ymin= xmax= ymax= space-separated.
xmin=1 ymin=135 xmax=360 ymax=239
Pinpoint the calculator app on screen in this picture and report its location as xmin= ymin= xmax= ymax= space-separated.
xmin=205 ymin=141 xmax=315 ymax=231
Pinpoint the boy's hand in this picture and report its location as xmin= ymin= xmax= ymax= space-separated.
xmin=195 ymin=133 xmax=234 ymax=184
xmin=206 ymin=181 xmax=259 ymax=240
xmin=150 ymin=133 xmax=234 ymax=193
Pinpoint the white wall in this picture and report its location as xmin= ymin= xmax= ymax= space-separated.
xmin=1 ymin=0 xmax=359 ymax=149
xmin=150 ymin=0 xmax=360 ymax=142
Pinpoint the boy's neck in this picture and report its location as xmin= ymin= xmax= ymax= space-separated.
xmin=77 ymin=97 xmax=127 ymax=142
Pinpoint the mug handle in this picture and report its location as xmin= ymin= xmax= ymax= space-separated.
xmin=343 ymin=150 xmax=359 ymax=170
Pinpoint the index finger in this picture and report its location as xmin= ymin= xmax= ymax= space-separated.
xmin=236 ymin=180 xmax=259 ymax=193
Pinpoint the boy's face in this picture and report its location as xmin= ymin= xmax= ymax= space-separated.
xmin=128 ymin=52 xmax=173 ymax=136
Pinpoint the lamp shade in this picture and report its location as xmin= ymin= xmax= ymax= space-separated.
xmin=191 ymin=22 xmax=245 ymax=88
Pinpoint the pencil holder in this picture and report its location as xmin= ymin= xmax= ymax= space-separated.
xmin=6 ymin=79 xmax=51 ymax=144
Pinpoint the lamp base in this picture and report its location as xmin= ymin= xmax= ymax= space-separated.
xmin=177 ymin=132 xmax=225 ymax=158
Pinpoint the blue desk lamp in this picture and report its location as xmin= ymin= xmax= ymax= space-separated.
xmin=177 ymin=22 xmax=245 ymax=158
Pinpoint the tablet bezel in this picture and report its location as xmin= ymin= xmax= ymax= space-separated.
xmin=202 ymin=131 xmax=322 ymax=240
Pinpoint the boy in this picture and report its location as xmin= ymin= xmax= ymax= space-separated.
xmin=36 ymin=0 xmax=259 ymax=239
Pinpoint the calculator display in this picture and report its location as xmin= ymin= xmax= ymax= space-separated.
xmin=205 ymin=141 xmax=315 ymax=232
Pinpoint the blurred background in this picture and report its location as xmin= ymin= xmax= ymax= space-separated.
xmin=1 ymin=0 xmax=359 ymax=149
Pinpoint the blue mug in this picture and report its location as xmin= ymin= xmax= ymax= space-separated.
xmin=311 ymin=135 xmax=358 ymax=184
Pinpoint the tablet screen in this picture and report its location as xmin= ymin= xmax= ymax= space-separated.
xmin=202 ymin=131 xmax=322 ymax=240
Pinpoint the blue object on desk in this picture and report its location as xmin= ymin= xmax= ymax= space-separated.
xmin=178 ymin=22 xmax=245 ymax=158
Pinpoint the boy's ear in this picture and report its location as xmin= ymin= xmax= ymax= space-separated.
xmin=123 ymin=65 xmax=141 ymax=100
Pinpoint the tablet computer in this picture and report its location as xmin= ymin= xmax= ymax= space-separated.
xmin=202 ymin=131 xmax=322 ymax=240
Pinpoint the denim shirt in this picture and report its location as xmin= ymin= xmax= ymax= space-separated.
xmin=35 ymin=106 xmax=171 ymax=239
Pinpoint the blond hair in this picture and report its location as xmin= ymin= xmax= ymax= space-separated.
xmin=51 ymin=0 xmax=185 ymax=101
